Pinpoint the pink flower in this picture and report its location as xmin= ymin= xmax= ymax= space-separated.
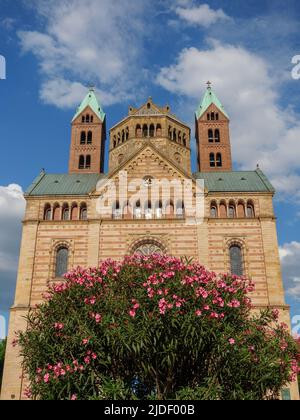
xmin=54 ymin=323 xmax=64 ymax=331
xmin=82 ymin=338 xmax=89 ymax=345
xmin=44 ymin=373 xmax=50 ymax=383
xmin=84 ymin=356 xmax=91 ymax=365
xmin=129 ymin=310 xmax=136 ymax=318
xmin=71 ymin=394 xmax=77 ymax=401
xmin=95 ymin=314 xmax=102 ymax=323
xmin=229 ymin=338 xmax=235 ymax=345
xmin=195 ymin=310 xmax=202 ymax=317
xmin=227 ymin=299 xmax=241 ymax=308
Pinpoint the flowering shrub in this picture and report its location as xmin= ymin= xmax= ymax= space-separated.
xmin=17 ymin=255 xmax=299 ymax=400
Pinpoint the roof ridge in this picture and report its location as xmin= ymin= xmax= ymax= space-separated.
xmin=25 ymin=170 xmax=46 ymax=195
xmin=255 ymin=168 xmax=275 ymax=193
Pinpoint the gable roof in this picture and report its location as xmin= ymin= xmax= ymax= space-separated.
xmin=193 ymin=169 xmax=275 ymax=193
xmin=72 ymin=88 xmax=105 ymax=122
xmin=195 ymin=87 xmax=229 ymax=120
xmin=26 ymin=172 xmax=106 ymax=196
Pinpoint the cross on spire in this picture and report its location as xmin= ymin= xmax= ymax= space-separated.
xmin=206 ymin=81 xmax=212 ymax=89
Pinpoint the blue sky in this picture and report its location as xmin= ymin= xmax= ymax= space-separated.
xmin=0 ymin=0 xmax=300 ymax=337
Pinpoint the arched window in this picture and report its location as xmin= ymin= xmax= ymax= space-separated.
xmin=211 ymin=112 xmax=215 ymax=121
xmin=216 ymin=113 xmax=219 ymax=121
xmin=215 ymin=129 xmax=220 ymax=142
xmin=183 ymin=134 xmax=187 ymax=147
xmin=80 ymin=204 xmax=87 ymax=220
xmin=216 ymin=153 xmax=222 ymax=167
xmin=79 ymin=155 xmax=85 ymax=169
xmin=123 ymin=201 xmax=132 ymax=220
xmin=143 ymin=124 xmax=148 ymax=138
xmin=53 ymin=204 xmax=61 ymax=221
xmin=112 ymin=201 xmax=121 ymax=219
xmin=237 ymin=202 xmax=246 ymax=218
xmin=210 ymin=153 xmax=216 ymax=167
xmin=126 ymin=128 xmax=129 ymax=140
xmin=173 ymin=129 xmax=177 ymax=142
xmin=133 ymin=240 xmax=165 ymax=256
xmin=71 ymin=204 xmax=78 ymax=220
xmin=207 ymin=113 xmax=210 ymax=121
xmin=210 ymin=203 xmax=218 ymax=218
xmin=155 ymin=201 xmax=163 ymax=219
xmin=86 ymin=115 xmax=90 ymax=123
xmin=145 ymin=200 xmax=153 ymax=219
xmin=208 ymin=129 xmax=214 ymax=143
xmin=62 ymin=204 xmax=70 ymax=221
xmin=156 ymin=124 xmax=162 ymax=136
xmin=55 ymin=247 xmax=69 ymax=278
xmin=134 ymin=200 xmax=142 ymax=219
xmin=246 ymin=202 xmax=255 ymax=218
xmin=85 ymin=155 xmax=91 ymax=169
xmin=176 ymin=201 xmax=185 ymax=218
xmin=149 ymin=124 xmax=155 ymax=138
xmin=219 ymin=202 xmax=227 ymax=218
xmin=82 ymin=116 xmax=85 ymax=123
xmin=122 ymin=130 xmax=125 ymax=143
xmin=113 ymin=136 xmax=117 ymax=148
xmin=87 ymin=131 xmax=93 ymax=144
xmin=228 ymin=204 xmax=236 ymax=218
xmin=80 ymin=131 xmax=86 ymax=145
xmin=44 ymin=204 xmax=51 ymax=221
xmin=136 ymin=125 xmax=142 ymax=138
xmin=168 ymin=127 xmax=172 ymax=140
xmin=230 ymin=245 xmax=243 ymax=276
xmin=165 ymin=200 xmax=174 ymax=218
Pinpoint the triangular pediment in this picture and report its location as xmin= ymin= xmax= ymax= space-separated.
xmin=131 ymin=98 xmax=166 ymax=117
xmin=91 ymin=142 xmax=200 ymax=197
xmin=112 ymin=142 xmax=192 ymax=181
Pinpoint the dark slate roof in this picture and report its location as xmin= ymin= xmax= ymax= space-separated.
xmin=193 ymin=169 xmax=275 ymax=193
xmin=26 ymin=172 xmax=106 ymax=196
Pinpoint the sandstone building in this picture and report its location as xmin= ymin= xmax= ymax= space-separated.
xmin=1 ymin=85 xmax=299 ymax=400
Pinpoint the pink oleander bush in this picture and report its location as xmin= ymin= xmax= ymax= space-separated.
xmin=16 ymin=255 xmax=300 ymax=400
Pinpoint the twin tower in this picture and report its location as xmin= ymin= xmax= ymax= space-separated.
xmin=69 ymin=85 xmax=232 ymax=175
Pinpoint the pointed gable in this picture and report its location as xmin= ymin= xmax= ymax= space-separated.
xmin=72 ymin=87 xmax=106 ymax=122
xmin=195 ymin=85 xmax=229 ymax=120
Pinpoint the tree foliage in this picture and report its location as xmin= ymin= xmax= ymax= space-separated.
xmin=0 ymin=338 xmax=7 ymax=391
xmin=16 ymin=255 xmax=300 ymax=400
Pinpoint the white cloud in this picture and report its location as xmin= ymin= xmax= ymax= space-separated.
xmin=280 ymin=241 xmax=300 ymax=301
xmin=174 ymin=2 xmax=230 ymax=27
xmin=156 ymin=41 xmax=300 ymax=198
xmin=0 ymin=185 xmax=25 ymax=313
xmin=19 ymin=0 xmax=149 ymax=108
xmin=0 ymin=315 xmax=6 ymax=340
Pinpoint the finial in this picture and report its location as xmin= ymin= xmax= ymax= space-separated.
xmin=89 ymin=84 xmax=95 ymax=92
xmin=256 ymin=163 xmax=260 ymax=170
xmin=206 ymin=81 xmax=212 ymax=89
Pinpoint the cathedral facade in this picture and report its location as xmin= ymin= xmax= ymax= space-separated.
xmin=1 ymin=86 xmax=299 ymax=400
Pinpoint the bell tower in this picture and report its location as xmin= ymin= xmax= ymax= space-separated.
xmin=195 ymin=83 xmax=232 ymax=172
xmin=69 ymin=88 xmax=106 ymax=174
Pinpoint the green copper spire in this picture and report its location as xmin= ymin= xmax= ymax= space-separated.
xmin=72 ymin=87 xmax=106 ymax=122
xmin=195 ymin=82 xmax=229 ymax=120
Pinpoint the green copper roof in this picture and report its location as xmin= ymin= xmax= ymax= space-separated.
xmin=195 ymin=87 xmax=229 ymax=120
xmin=26 ymin=173 xmax=106 ymax=196
xmin=72 ymin=88 xmax=106 ymax=122
xmin=193 ymin=169 xmax=275 ymax=193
